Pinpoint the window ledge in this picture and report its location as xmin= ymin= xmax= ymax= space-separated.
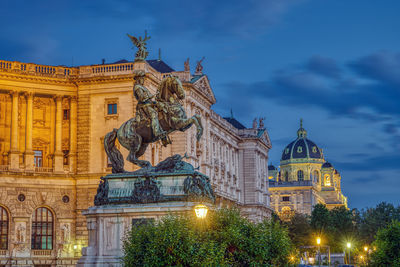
xmin=105 ymin=114 xmax=118 ymax=120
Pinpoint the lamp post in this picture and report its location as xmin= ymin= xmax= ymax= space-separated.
xmin=364 ymin=246 xmax=369 ymax=266
xmin=316 ymin=237 xmax=321 ymax=267
xmin=194 ymin=204 xmax=208 ymax=219
xmin=347 ymin=242 xmax=351 ymax=265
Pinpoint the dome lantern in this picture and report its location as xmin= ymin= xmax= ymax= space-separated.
xmin=297 ymin=118 xmax=307 ymax=138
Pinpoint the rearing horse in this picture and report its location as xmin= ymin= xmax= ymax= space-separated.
xmin=104 ymin=75 xmax=203 ymax=173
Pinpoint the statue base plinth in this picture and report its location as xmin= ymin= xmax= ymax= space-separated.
xmin=78 ymin=155 xmax=216 ymax=266
xmin=77 ymin=201 xmax=210 ymax=267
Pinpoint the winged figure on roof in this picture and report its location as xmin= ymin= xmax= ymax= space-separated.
xmin=127 ymin=31 xmax=151 ymax=62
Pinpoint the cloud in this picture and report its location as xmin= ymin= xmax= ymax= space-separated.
xmin=349 ymin=51 xmax=400 ymax=86
xmin=220 ymin=52 xmax=400 ymax=123
xmin=306 ymin=55 xmax=341 ymax=78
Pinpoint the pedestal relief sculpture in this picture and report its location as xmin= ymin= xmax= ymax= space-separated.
xmin=78 ymin=33 xmax=215 ymax=267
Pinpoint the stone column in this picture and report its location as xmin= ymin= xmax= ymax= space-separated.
xmin=69 ymin=96 xmax=77 ymax=173
xmin=9 ymin=90 xmax=20 ymax=170
xmin=25 ymin=92 xmax=34 ymax=172
xmin=54 ymin=95 xmax=64 ymax=173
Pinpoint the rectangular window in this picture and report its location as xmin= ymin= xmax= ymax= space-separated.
xmin=282 ymin=196 xmax=290 ymax=202
xmin=107 ymin=103 xmax=117 ymax=115
xmin=63 ymin=109 xmax=70 ymax=120
xmin=34 ymin=150 xmax=43 ymax=167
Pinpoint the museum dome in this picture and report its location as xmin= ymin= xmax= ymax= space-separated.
xmin=281 ymin=119 xmax=324 ymax=162
xmin=322 ymin=162 xmax=333 ymax=168
xmin=268 ymin=165 xmax=277 ymax=171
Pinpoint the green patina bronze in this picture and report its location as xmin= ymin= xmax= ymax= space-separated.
xmin=95 ymin=34 xmax=213 ymax=206
xmin=127 ymin=31 xmax=151 ymax=62
xmin=94 ymin=154 xmax=215 ymax=205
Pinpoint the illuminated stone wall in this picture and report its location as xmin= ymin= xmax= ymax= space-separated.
xmin=0 ymin=59 xmax=272 ymax=265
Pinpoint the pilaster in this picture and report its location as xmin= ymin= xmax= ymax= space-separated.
xmin=25 ymin=92 xmax=34 ymax=172
xmin=9 ymin=90 xmax=20 ymax=171
xmin=69 ymin=96 xmax=77 ymax=173
xmin=54 ymin=95 xmax=64 ymax=173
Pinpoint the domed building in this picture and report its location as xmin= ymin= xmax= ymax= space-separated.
xmin=269 ymin=119 xmax=347 ymax=220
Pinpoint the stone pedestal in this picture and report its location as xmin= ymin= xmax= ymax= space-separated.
xmin=77 ymin=202 xmax=207 ymax=267
xmin=77 ymin=155 xmax=215 ymax=266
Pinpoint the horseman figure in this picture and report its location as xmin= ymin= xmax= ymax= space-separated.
xmin=104 ymin=71 xmax=203 ymax=173
xmin=133 ymin=71 xmax=166 ymax=141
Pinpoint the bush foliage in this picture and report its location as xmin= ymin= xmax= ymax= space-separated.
xmin=123 ymin=208 xmax=293 ymax=266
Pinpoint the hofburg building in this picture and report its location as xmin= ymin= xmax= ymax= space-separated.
xmin=0 ymin=57 xmax=272 ymax=266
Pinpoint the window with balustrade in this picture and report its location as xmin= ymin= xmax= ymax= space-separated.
xmin=0 ymin=206 xmax=8 ymax=250
xmin=34 ymin=150 xmax=43 ymax=167
xmin=31 ymin=207 xmax=54 ymax=250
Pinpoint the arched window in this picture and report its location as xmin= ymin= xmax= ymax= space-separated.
xmin=284 ymin=172 xmax=289 ymax=182
xmin=324 ymin=175 xmax=331 ymax=186
xmin=280 ymin=206 xmax=293 ymax=221
xmin=0 ymin=206 xmax=8 ymax=249
xmin=313 ymin=170 xmax=320 ymax=183
xmin=297 ymin=170 xmax=304 ymax=181
xmin=32 ymin=207 xmax=54 ymax=250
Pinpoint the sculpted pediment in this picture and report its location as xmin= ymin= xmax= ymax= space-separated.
xmin=191 ymin=75 xmax=216 ymax=105
xmin=259 ymin=129 xmax=272 ymax=149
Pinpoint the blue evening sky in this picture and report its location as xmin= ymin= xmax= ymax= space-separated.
xmin=1 ymin=0 xmax=399 ymax=209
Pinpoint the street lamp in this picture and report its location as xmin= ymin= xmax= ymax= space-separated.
xmin=194 ymin=204 xmax=208 ymax=219
xmin=347 ymin=242 xmax=351 ymax=264
xmin=364 ymin=246 xmax=369 ymax=265
xmin=316 ymin=237 xmax=321 ymax=267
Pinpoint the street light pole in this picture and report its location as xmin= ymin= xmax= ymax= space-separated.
xmin=317 ymin=237 xmax=321 ymax=267
xmin=364 ymin=246 xmax=369 ymax=266
xmin=347 ymin=242 xmax=351 ymax=265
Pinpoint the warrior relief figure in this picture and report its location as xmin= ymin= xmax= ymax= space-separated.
xmin=133 ymin=71 xmax=166 ymax=139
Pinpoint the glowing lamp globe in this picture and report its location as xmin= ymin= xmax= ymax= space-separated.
xmin=347 ymin=242 xmax=351 ymax=248
xmin=316 ymin=237 xmax=321 ymax=245
xmin=194 ymin=204 xmax=208 ymax=219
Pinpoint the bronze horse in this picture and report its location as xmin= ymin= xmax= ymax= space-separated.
xmin=104 ymin=75 xmax=203 ymax=173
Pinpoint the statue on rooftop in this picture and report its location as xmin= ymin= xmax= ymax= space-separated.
xmin=127 ymin=31 xmax=151 ymax=62
xmin=184 ymin=58 xmax=190 ymax=72
xmin=195 ymin=57 xmax=205 ymax=75
xmin=104 ymin=72 xmax=203 ymax=173
xmin=259 ymin=117 xmax=265 ymax=128
xmin=252 ymin=118 xmax=258 ymax=129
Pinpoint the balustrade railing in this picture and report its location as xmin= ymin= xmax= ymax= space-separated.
xmin=0 ymin=165 xmax=9 ymax=171
xmin=34 ymin=167 xmax=53 ymax=173
xmin=91 ymin=63 xmax=134 ymax=74
xmin=0 ymin=60 xmax=77 ymax=78
xmin=269 ymin=180 xmax=313 ymax=187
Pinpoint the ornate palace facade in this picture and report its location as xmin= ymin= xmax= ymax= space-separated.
xmin=268 ymin=120 xmax=347 ymax=220
xmin=0 ymin=58 xmax=271 ymax=265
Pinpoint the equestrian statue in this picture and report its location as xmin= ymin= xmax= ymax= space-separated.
xmin=104 ymin=71 xmax=203 ymax=173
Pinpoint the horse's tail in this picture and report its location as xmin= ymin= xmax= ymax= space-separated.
xmin=104 ymin=129 xmax=125 ymax=173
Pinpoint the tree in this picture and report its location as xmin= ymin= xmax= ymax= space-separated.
xmin=311 ymin=204 xmax=331 ymax=232
xmin=359 ymin=202 xmax=400 ymax=244
xmin=286 ymin=213 xmax=312 ymax=247
xmin=123 ymin=208 xmax=294 ymax=266
xmin=329 ymin=206 xmax=356 ymax=252
xmin=370 ymin=220 xmax=400 ymax=266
